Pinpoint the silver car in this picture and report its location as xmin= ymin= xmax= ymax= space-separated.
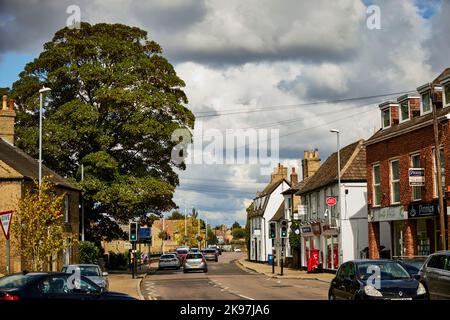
xmin=158 ymin=254 xmax=181 ymax=270
xmin=419 ymin=251 xmax=450 ymax=299
xmin=183 ymin=253 xmax=207 ymax=273
xmin=62 ymin=264 xmax=109 ymax=291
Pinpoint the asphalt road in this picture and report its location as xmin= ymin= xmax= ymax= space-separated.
xmin=141 ymin=252 xmax=329 ymax=300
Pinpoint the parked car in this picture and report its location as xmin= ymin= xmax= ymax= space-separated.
xmin=190 ymin=248 xmax=200 ymax=253
xmin=176 ymin=247 xmax=189 ymax=262
xmin=419 ymin=251 xmax=450 ymax=299
xmin=62 ymin=264 xmax=109 ymax=291
xmin=394 ymin=257 xmax=427 ymax=277
xmin=328 ymin=260 xmax=427 ymax=300
xmin=202 ymin=249 xmax=219 ymax=262
xmin=183 ymin=253 xmax=208 ymax=273
xmin=0 ymin=272 xmax=136 ymax=300
xmin=158 ymin=253 xmax=181 ymax=270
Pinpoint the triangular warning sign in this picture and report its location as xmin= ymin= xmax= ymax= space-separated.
xmin=0 ymin=211 xmax=13 ymax=240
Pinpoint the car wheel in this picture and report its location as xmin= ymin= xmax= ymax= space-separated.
xmin=203 ymin=269 xmax=208 ymax=273
xmin=183 ymin=269 xmax=188 ymax=273
xmin=328 ymin=291 xmax=335 ymax=300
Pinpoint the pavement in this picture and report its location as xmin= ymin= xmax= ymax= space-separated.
xmin=107 ymin=264 xmax=152 ymax=300
xmin=140 ymin=252 xmax=330 ymax=300
xmin=237 ymin=258 xmax=335 ymax=283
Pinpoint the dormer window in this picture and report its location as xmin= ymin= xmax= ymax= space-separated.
xmin=400 ymin=100 xmax=410 ymax=123
xmin=421 ymin=91 xmax=432 ymax=114
xmin=444 ymin=83 xmax=450 ymax=108
xmin=382 ymin=108 xmax=391 ymax=129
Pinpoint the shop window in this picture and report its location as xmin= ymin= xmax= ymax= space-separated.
xmin=372 ymin=164 xmax=381 ymax=206
xmin=416 ymin=219 xmax=430 ymax=256
xmin=400 ymin=101 xmax=410 ymax=123
xmin=433 ymin=147 xmax=445 ymax=198
xmin=421 ymin=92 xmax=431 ymax=114
xmin=390 ymin=160 xmax=400 ymax=204
xmin=382 ymin=108 xmax=390 ymax=129
xmin=410 ymin=153 xmax=422 ymax=201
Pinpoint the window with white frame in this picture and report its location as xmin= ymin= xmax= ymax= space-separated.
xmin=410 ymin=153 xmax=422 ymax=201
xmin=64 ymin=194 xmax=69 ymax=223
xmin=421 ymin=92 xmax=431 ymax=114
xmin=311 ymin=193 xmax=317 ymax=217
xmin=433 ymin=147 xmax=445 ymax=198
xmin=373 ymin=164 xmax=381 ymax=206
xmin=444 ymin=83 xmax=450 ymax=107
xmin=390 ymin=160 xmax=400 ymax=204
xmin=400 ymin=101 xmax=409 ymax=122
xmin=382 ymin=108 xmax=391 ymax=129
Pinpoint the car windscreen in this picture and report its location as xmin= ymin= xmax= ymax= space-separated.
xmin=357 ymin=262 xmax=411 ymax=280
xmin=161 ymin=254 xmax=176 ymax=259
xmin=0 ymin=274 xmax=41 ymax=290
xmin=186 ymin=254 xmax=203 ymax=259
xmin=176 ymin=250 xmax=188 ymax=254
xmin=204 ymin=250 xmax=216 ymax=253
xmin=66 ymin=266 xmax=101 ymax=277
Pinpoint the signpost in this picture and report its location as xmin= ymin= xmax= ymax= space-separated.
xmin=0 ymin=211 xmax=13 ymax=274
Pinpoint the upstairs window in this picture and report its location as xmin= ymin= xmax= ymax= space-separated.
xmin=400 ymin=101 xmax=410 ymax=123
xmin=382 ymin=108 xmax=391 ymax=129
xmin=410 ymin=153 xmax=422 ymax=201
xmin=421 ymin=92 xmax=431 ymax=114
xmin=372 ymin=164 xmax=381 ymax=206
xmin=444 ymin=84 xmax=450 ymax=108
xmin=390 ymin=160 xmax=400 ymax=204
xmin=64 ymin=194 xmax=69 ymax=223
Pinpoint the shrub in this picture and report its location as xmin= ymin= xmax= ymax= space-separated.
xmin=79 ymin=241 xmax=101 ymax=264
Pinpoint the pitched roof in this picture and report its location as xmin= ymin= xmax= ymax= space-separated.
xmin=282 ymin=176 xmax=313 ymax=194
xmin=269 ymin=203 xmax=285 ymax=222
xmin=0 ymin=138 xmax=79 ymax=191
xmin=248 ymin=178 xmax=290 ymax=218
xmin=296 ymin=139 xmax=366 ymax=195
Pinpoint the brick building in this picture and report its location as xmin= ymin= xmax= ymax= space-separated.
xmin=365 ymin=68 xmax=450 ymax=259
xmin=0 ymin=95 xmax=80 ymax=273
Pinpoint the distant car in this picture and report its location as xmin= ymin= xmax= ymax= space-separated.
xmin=202 ymin=249 xmax=218 ymax=262
xmin=234 ymin=248 xmax=242 ymax=252
xmin=395 ymin=257 xmax=427 ymax=277
xmin=158 ymin=253 xmax=181 ymax=270
xmin=176 ymin=248 xmax=189 ymax=262
xmin=0 ymin=272 xmax=136 ymax=300
xmin=328 ymin=260 xmax=427 ymax=300
xmin=62 ymin=264 xmax=109 ymax=291
xmin=208 ymin=245 xmax=222 ymax=255
xmin=183 ymin=253 xmax=208 ymax=273
xmin=419 ymin=251 xmax=450 ymax=299
xmin=190 ymin=248 xmax=200 ymax=253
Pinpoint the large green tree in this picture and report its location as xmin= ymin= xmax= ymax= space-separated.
xmin=11 ymin=23 xmax=194 ymax=242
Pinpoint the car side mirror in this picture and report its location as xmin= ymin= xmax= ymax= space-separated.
xmin=102 ymin=272 xmax=108 ymax=277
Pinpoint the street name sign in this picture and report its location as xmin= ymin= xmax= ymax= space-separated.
xmin=0 ymin=211 xmax=13 ymax=240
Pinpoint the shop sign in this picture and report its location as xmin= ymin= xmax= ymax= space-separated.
xmin=408 ymin=202 xmax=445 ymax=219
xmin=253 ymin=229 xmax=261 ymax=237
xmin=311 ymin=222 xmax=321 ymax=236
xmin=321 ymin=223 xmax=338 ymax=236
xmin=300 ymin=226 xmax=313 ymax=237
xmin=409 ymin=168 xmax=425 ymax=186
xmin=370 ymin=206 xmax=406 ymax=222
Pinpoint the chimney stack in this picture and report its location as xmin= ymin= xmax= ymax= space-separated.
xmin=302 ymin=149 xmax=320 ymax=180
xmin=0 ymin=95 xmax=16 ymax=145
xmin=271 ymin=163 xmax=288 ymax=183
xmin=290 ymin=167 xmax=298 ymax=185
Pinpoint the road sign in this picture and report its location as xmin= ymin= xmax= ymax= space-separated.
xmin=138 ymin=227 xmax=151 ymax=243
xmin=409 ymin=168 xmax=425 ymax=186
xmin=326 ymin=197 xmax=337 ymax=206
xmin=0 ymin=211 xmax=13 ymax=240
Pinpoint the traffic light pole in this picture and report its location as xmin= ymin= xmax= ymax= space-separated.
xmin=131 ymin=241 xmax=136 ymax=279
xmin=280 ymin=237 xmax=284 ymax=276
xmin=272 ymin=239 xmax=275 ymax=274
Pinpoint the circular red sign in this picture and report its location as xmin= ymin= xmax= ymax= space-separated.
xmin=326 ymin=197 xmax=337 ymax=206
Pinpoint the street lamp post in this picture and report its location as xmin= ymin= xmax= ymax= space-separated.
xmin=38 ymin=87 xmax=51 ymax=191
xmin=330 ymin=129 xmax=342 ymax=267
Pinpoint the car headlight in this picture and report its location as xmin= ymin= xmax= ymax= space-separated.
xmin=416 ymin=283 xmax=427 ymax=295
xmin=364 ymin=285 xmax=383 ymax=297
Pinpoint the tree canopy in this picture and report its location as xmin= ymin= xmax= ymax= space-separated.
xmin=11 ymin=23 xmax=194 ymax=242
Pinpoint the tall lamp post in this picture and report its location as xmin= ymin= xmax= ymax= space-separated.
xmin=330 ymin=129 xmax=342 ymax=267
xmin=38 ymin=87 xmax=51 ymax=190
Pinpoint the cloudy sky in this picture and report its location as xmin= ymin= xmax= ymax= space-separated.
xmin=1 ymin=0 xmax=449 ymax=227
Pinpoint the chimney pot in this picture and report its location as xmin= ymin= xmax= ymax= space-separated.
xmin=2 ymin=95 xmax=6 ymax=110
xmin=9 ymin=99 xmax=14 ymax=111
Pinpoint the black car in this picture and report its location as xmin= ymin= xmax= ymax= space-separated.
xmin=395 ymin=257 xmax=427 ymax=278
xmin=0 ymin=272 xmax=137 ymax=300
xmin=328 ymin=260 xmax=428 ymax=300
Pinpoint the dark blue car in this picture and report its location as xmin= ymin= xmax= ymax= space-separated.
xmin=328 ymin=260 xmax=428 ymax=300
